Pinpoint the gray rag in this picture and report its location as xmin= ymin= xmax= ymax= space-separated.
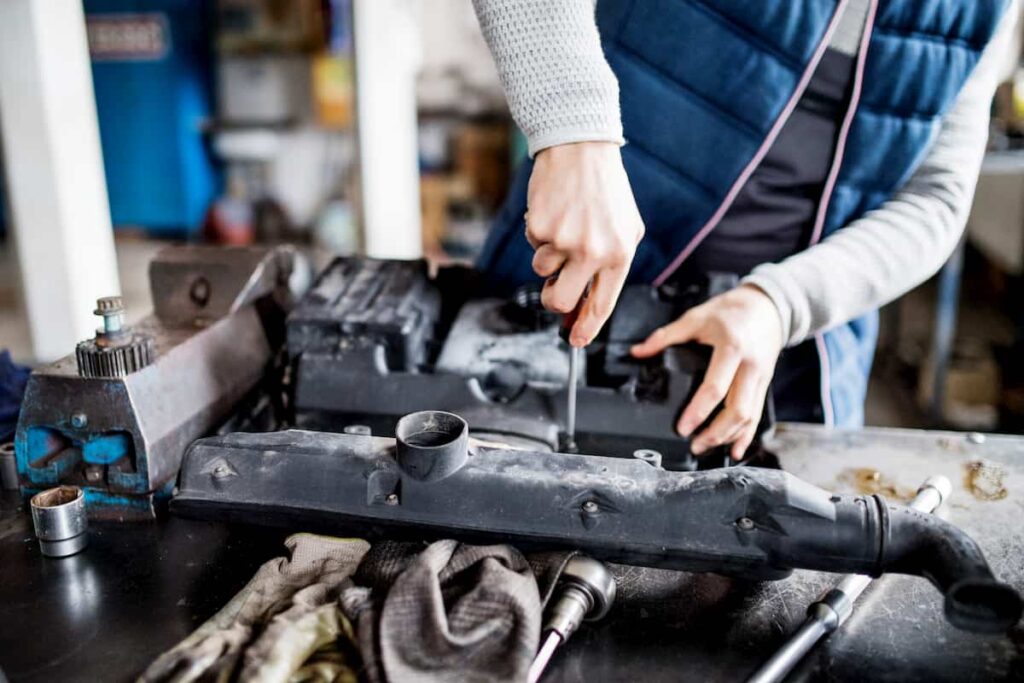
xmin=342 ymin=540 xmax=548 ymax=683
xmin=140 ymin=533 xmax=369 ymax=683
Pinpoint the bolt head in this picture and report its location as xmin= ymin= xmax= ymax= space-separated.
xmin=70 ymin=413 xmax=88 ymax=429
xmin=189 ymin=277 xmax=211 ymax=307
xmin=344 ymin=425 xmax=372 ymax=436
xmin=212 ymin=464 xmax=233 ymax=479
xmin=966 ymin=432 xmax=986 ymax=445
xmin=94 ymin=296 xmax=124 ymax=315
xmin=632 ymin=449 xmax=662 ymax=468
xmin=736 ymin=517 xmax=755 ymax=531
xmin=385 ymin=493 xmax=400 ymax=506
xmin=582 ymin=501 xmax=599 ymax=514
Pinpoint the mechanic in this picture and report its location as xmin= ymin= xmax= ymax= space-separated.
xmin=472 ymin=0 xmax=1017 ymax=459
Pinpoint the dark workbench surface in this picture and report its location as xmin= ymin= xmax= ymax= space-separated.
xmin=1 ymin=424 xmax=1022 ymax=682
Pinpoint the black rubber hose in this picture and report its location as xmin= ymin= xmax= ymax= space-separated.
xmin=755 ymin=491 xmax=1021 ymax=633
xmin=878 ymin=500 xmax=1023 ymax=633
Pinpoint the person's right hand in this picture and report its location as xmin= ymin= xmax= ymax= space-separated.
xmin=526 ymin=141 xmax=645 ymax=347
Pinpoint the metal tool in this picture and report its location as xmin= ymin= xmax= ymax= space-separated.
xmin=747 ymin=475 xmax=953 ymax=683
xmin=30 ymin=485 xmax=88 ymax=557
xmin=561 ymin=294 xmax=585 ymax=453
xmin=528 ymin=555 xmax=616 ymax=683
xmin=565 ymin=346 xmax=579 ymax=451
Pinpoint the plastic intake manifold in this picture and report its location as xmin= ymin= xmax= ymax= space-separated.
xmin=173 ymin=413 xmax=1023 ymax=633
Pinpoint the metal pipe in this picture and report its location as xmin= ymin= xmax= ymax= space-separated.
xmin=747 ymin=475 xmax=952 ymax=683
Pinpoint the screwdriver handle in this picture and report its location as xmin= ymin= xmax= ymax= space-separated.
xmin=558 ymin=299 xmax=584 ymax=343
xmin=547 ymin=264 xmax=590 ymax=344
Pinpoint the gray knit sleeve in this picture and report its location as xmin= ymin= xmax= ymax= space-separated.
xmin=743 ymin=3 xmax=1019 ymax=347
xmin=471 ymin=0 xmax=624 ymax=157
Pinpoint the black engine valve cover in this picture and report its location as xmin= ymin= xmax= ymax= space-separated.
xmin=286 ymin=257 xmax=771 ymax=470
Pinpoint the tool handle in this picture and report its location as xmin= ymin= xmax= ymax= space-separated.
xmin=558 ymin=298 xmax=585 ymax=342
xmin=549 ymin=265 xmax=588 ymax=343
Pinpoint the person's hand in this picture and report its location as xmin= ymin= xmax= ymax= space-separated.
xmin=631 ymin=285 xmax=784 ymax=460
xmin=526 ymin=142 xmax=645 ymax=346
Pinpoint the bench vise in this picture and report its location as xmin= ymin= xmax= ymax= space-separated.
xmin=14 ymin=246 xmax=296 ymax=519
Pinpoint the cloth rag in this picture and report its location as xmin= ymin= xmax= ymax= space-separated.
xmin=140 ymin=533 xmax=369 ymax=683
xmin=342 ymin=540 xmax=548 ymax=683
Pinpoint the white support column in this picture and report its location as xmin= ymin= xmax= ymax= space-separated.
xmin=0 ymin=0 xmax=120 ymax=362
xmin=353 ymin=0 xmax=423 ymax=260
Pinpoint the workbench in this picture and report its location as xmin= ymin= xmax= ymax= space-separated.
xmin=0 ymin=424 xmax=1021 ymax=682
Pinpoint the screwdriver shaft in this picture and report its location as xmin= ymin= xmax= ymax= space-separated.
xmin=566 ymin=346 xmax=579 ymax=450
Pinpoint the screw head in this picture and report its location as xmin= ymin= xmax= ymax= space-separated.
xmin=70 ymin=413 xmax=88 ymax=429
xmin=966 ymin=432 xmax=986 ymax=445
xmin=84 ymin=465 xmax=103 ymax=483
xmin=582 ymin=501 xmax=599 ymax=514
xmin=385 ymin=493 xmax=400 ymax=506
xmin=736 ymin=517 xmax=755 ymax=531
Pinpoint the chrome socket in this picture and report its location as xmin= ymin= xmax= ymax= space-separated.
xmin=30 ymin=485 xmax=88 ymax=557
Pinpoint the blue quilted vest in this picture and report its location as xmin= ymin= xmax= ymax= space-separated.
xmin=479 ymin=0 xmax=1007 ymax=426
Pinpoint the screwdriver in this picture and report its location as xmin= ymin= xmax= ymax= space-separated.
xmin=547 ymin=263 xmax=587 ymax=452
xmin=561 ymin=298 xmax=585 ymax=453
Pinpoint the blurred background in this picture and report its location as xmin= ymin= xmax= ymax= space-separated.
xmin=2 ymin=0 xmax=1024 ymax=434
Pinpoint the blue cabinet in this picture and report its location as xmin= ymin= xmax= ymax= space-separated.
xmin=85 ymin=0 xmax=219 ymax=235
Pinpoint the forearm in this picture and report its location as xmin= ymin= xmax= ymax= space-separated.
xmin=744 ymin=3 xmax=1017 ymax=347
xmin=471 ymin=0 xmax=623 ymax=157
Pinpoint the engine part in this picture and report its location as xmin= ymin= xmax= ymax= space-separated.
xmin=528 ymin=556 xmax=616 ymax=683
xmin=75 ymin=296 xmax=155 ymax=378
xmin=747 ymin=476 xmax=952 ymax=683
xmin=15 ymin=246 xmax=297 ymax=519
xmin=287 ymin=257 xmax=771 ymax=469
xmin=172 ymin=421 xmax=1022 ymax=633
xmin=30 ymin=485 xmax=88 ymax=557
xmin=395 ymin=410 xmax=468 ymax=481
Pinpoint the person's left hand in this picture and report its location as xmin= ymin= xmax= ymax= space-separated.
xmin=630 ymin=284 xmax=784 ymax=460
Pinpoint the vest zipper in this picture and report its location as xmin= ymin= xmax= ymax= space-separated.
xmin=812 ymin=0 xmax=879 ymax=426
